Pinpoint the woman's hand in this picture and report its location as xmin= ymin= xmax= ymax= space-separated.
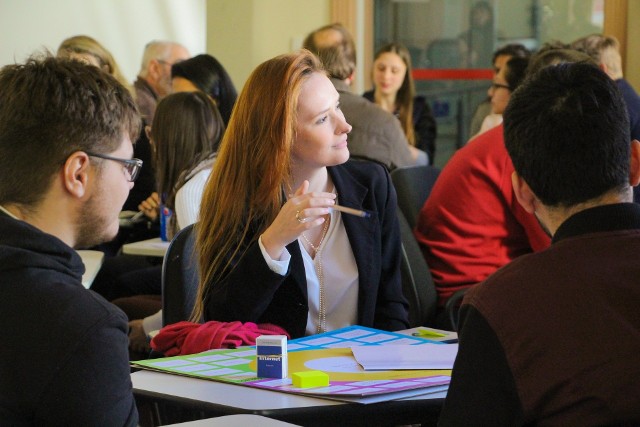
xmin=261 ymin=180 xmax=336 ymax=259
xmin=138 ymin=192 xmax=160 ymax=221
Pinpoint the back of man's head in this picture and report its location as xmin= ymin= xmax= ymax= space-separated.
xmin=303 ymin=23 xmax=356 ymax=80
xmin=0 ymin=55 xmax=140 ymax=208
xmin=527 ymin=47 xmax=595 ymax=77
xmin=504 ymin=62 xmax=630 ymax=208
xmin=571 ymin=34 xmax=622 ymax=79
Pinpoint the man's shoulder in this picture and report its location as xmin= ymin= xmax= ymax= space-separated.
xmin=465 ymin=249 xmax=546 ymax=309
xmin=13 ymin=270 xmax=126 ymax=327
xmin=431 ymin=124 xmax=508 ymax=187
xmin=617 ymin=79 xmax=640 ymax=112
xmin=340 ymin=91 xmax=396 ymax=122
xmin=466 ymin=122 xmax=505 ymax=149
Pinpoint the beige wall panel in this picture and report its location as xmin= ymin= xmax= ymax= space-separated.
xmin=207 ymin=0 xmax=330 ymax=92
xmin=625 ymin=1 xmax=640 ymax=89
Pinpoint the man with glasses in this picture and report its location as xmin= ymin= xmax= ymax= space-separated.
xmin=469 ymin=43 xmax=530 ymax=137
xmin=134 ymin=40 xmax=190 ymax=123
xmin=414 ymin=55 xmax=552 ymax=324
xmin=0 ymin=55 xmax=141 ymax=425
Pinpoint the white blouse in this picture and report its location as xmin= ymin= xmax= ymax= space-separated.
xmin=174 ymin=168 xmax=212 ymax=229
xmin=301 ymin=209 xmax=358 ymax=335
xmin=258 ymin=209 xmax=359 ymax=336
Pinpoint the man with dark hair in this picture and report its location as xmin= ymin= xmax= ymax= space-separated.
xmin=439 ymin=63 xmax=640 ymax=425
xmin=0 ymin=56 xmax=141 ymax=425
xmin=469 ymin=43 xmax=530 ymax=136
xmin=304 ymin=24 xmax=417 ymax=169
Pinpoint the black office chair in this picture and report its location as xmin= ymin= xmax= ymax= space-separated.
xmin=161 ymin=223 xmax=200 ymax=326
xmin=390 ymin=165 xmax=441 ymax=229
xmin=444 ymin=288 xmax=468 ymax=332
xmin=397 ymin=210 xmax=438 ymax=328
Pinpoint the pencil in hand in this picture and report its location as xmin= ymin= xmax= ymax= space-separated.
xmin=331 ymin=204 xmax=371 ymax=218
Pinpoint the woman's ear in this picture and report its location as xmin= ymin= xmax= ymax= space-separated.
xmin=511 ymin=171 xmax=537 ymax=214
xmin=62 ymin=151 xmax=91 ymax=198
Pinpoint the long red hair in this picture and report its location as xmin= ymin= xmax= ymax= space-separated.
xmin=191 ymin=50 xmax=324 ymax=321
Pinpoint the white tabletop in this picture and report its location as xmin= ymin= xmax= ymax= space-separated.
xmin=132 ymin=370 xmax=343 ymax=411
xmin=76 ymin=250 xmax=104 ymax=288
xmin=162 ymin=414 xmax=300 ymax=426
xmin=132 ymin=369 xmax=446 ymax=424
xmin=121 ymin=237 xmax=170 ymax=257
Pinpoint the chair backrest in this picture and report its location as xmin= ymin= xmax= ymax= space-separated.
xmin=390 ymin=165 xmax=441 ymax=229
xmin=161 ymin=223 xmax=199 ymax=326
xmin=444 ymin=288 xmax=468 ymax=332
xmin=397 ymin=210 xmax=438 ymax=327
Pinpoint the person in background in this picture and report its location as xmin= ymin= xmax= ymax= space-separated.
xmin=472 ymin=55 xmax=529 ymax=138
xmin=414 ymin=54 xmax=552 ymax=324
xmin=461 ymin=1 xmax=495 ymax=68
xmin=440 ymin=62 xmax=640 ymax=426
xmin=136 ymin=53 xmax=238 ymax=233
xmin=469 ymin=43 xmax=530 ymax=137
xmin=191 ymin=50 xmax=409 ymax=338
xmin=57 ymin=34 xmax=132 ymax=93
xmin=171 ymin=53 xmax=238 ymax=126
xmin=125 ymin=40 xmax=191 ymax=212
xmin=363 ymin=42 xmax=437 ymax=165
xmin=303 ymin=23 xmax=417 ymax=170
xmin=571 ymin=34 xmax=640 ymax=138
xmin=571 ymin=34 xmax=640 ymax=203
xmin=0 ymin=55 xmax=140 ymax=425
xmin=134 ymin=40 xmax=191 ymax=123
xmin=145 ymin=92 xmax=223 ymax=230
xmin=124 ymin=91 xmax=224 ymax=353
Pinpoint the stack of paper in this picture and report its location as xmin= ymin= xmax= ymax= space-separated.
xmin=351 ymin=344 xmax=458 ymax=370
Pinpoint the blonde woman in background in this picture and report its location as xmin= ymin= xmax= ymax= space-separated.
xmin=57 ymin=35 xmax=132 ymax=93
xmin=364 ymin=42 xmax=437 ymax=165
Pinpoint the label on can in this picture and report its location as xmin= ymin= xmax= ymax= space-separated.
xmin=159 ymin=205 xmax=173 ymax=242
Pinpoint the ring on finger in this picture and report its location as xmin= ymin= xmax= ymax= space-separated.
xmin=295 ymin=210 xmax=306 ymax=223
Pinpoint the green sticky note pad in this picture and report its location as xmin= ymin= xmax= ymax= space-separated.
xmin=292 ymin=370 xmax=329 ymax=388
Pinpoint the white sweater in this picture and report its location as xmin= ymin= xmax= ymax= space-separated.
xmin=143 ymin=167 xmax=213 ymax=334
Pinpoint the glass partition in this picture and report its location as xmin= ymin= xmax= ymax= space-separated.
xmin=373 ymin=0 xmax=604 ymax=167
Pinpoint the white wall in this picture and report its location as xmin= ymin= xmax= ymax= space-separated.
xmin=0 ymin=0 xmax=206 ymax=82
xmin=206 ymin=0 xmax=330 ymax=91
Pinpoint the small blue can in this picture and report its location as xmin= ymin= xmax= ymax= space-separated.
xmin=159 ymin=204 xmax=173 ymax=241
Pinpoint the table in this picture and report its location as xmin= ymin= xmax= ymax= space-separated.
xmin=132 ymin=370 xmax=446 ymax=426
xmin=77 ymin=250 xmax=105 ymax=288
xmin=163 ymin=414 xmax=301 ymax=426
xmin=122 ymin=237 xmax=170 ymax=257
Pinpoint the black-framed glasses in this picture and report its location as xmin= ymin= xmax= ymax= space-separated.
xmin=85 ymin=152 xmax=143 ymax=182
xmin=491 ymin=82 xmax=511 ymax=91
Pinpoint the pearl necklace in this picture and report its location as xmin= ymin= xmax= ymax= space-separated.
xmin=300 ymin=216 xmax=329 ymax=257
xmin=301 ymin=215 xmax=330 ymax=334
